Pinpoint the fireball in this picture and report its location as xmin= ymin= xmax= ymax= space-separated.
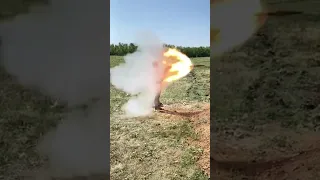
xmin=161 ymin=48 xmax=193 ymax=83
xmin=211 ymin=0 xmax=268 ymax=55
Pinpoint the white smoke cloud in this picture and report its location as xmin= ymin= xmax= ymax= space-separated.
xmin=211 ymin=0 xmax=264 ymax=55
xmin=37 ymin=101 xmax=109 ymax=178
xmin=0 ymin=0 xmax=109 ymax=107
xmin=111 ymin=32 xmax=165 ymax=117
xmin=0 ymin=0 xmax=109 ymax=178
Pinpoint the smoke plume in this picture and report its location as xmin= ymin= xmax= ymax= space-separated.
xmin=111 ymin=32 xmax=165 ymax=117
xmin=211 ymin=0 xmax=264 ymax=55
xmin=0 ymin=0 xmax=109 ymax=178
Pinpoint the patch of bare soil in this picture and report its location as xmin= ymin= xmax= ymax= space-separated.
xmin=212 ymin=130 xmax=320 ymax=180
xmin=157 ymin=103 xmax=210 ymax=176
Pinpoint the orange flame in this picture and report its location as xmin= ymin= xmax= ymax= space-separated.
xmin=162 ymin=48 xmax=193 ymax=83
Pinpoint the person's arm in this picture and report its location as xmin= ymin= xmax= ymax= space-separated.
xmin=162 ymin=66 xmax=171 ymax=80
xmin=152 ymin=61 xmax=158 ymax=67
xmin=153 ymin=61 xmax=163 ymax=84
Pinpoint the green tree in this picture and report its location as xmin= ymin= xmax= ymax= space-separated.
xmin=110 ymin=43 xmax=210 ymax=57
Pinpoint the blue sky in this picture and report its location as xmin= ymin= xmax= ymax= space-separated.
xmin=111 ymin=0 xmax=210 ymax=47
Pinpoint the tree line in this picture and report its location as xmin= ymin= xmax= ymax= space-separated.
xmin=110 ymin=43 xmax=210 ymax=57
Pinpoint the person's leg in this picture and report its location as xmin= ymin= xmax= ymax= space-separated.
xmin=154 ymin=76 xmax=168 ymax=110
xmin=153 ymin=90 xmax=163 ymax=110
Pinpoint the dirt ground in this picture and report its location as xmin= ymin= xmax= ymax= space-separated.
xmin=212 ymin=129 xmax=320 ymax=179
xmin=211 ymin=10 xmax=320 ymax=180
xmin=157 ymin=103 xmax=211 ymax=176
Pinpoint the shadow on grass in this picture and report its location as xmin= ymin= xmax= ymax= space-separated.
xmin=157 ymin=108 xmax=206 ymax=117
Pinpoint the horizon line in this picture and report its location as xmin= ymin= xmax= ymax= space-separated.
xmin=110 ymin=43 xmax=210 ymax=48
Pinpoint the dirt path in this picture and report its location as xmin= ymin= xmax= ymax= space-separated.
xmin=157 ymin=103 xmax=210 ymax=176
xmin=212 ymin=132 xmax=320 ymax=179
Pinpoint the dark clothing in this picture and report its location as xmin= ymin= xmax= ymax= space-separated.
xmin=154 ymin=91 xmax=162 ymax=109
xmin=153 ymin=58 xmax=171 ymax=110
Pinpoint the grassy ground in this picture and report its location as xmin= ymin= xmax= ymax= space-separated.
xmin=0 ymin=69 xmax=65 ymax=180
xmin=0 ymin=1 xmax=62 ymax=179
xmin=0 ymin=1 xmax=210 ymax=179
xmin=0 ymin=0 xmax=48 ymax=20
xmin=110 ymin=56 xmax=210 ymax=180
xmin=212 ymin=2 xmax=320 ymax=179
